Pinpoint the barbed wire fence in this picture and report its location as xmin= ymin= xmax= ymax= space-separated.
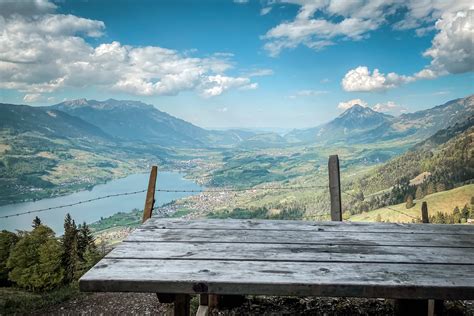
xmin=342 ymin=191 xmax=419 ymax=221
xmin=0 ymin=185 xmax=328 ymax=219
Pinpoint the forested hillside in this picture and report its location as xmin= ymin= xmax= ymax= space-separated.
xmin=347 ymin=117 xmax=473 ymax=215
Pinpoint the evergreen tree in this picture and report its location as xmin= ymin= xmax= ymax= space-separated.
xmin=7 ymin=225 xmax=63 ymax=290
xmin=375 ymin=214 xmax=382 ymax=222
xmin=77 ymin=222 xmax=96 ymax=261
xmin=405 ymin=195 xmax=414 ymax=209
xmin=61 ymin=214 xmax=79 ymax=283
xmin=31 ymin=239 xmax=64 ymax=290
xmin=32 ymin=216 xmax=42 ymax=229
xmin=0 ymin=230 xmax=19 ymax=284
xmin=461 ymin=204 xmax=470 ymax=220
xmin=436 ymin=183 xmax=446 ymax=193
xmin=426 ymin=182 xmax=435 ymax=195
xmin=415 ymin=186 xmax=424 ymax=200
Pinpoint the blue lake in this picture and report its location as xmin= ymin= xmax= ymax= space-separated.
xmin=0 ymin=172 xmax=202 ymax=234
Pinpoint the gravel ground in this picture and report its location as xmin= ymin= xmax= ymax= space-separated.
xmin=35 ymin=293 xmax=474 ymax=316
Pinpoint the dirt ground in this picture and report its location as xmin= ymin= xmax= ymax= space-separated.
xmin=34 ymin=293 xmax=474 ymax=316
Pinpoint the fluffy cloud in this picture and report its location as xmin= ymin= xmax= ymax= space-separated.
xmin=341 ymin=9 xmax=473 ymax=92
xmin=337 ymin=99 xmax=368 ymax=110
xmin=423 ymin=11 xmax=474 ymax=75
xmin=0 ymin=0 xmax=56 ymax=17
xmin=0 ymin=1 xmax=255 ymax=99
xmin=23 ymin=93 xmax=41 ymax=103
xmin=372 ymin=101 xmax=406 ymax=113
xmin=342 ymin=66 xmax=415 ymax=92
xmin=338 ymin=99 xmax=405 ymax=114
xmin=200 ymin=75 xmax=256 ymax=98
xmin=262 ymin=0 xmax=473 ymax=57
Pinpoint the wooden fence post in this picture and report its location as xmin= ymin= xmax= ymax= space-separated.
xmin=328 ymin=155 xmax=342 ymax=221
xmin=142 ymin=165 xmax=157 ymax=223
xmin=421 ymin=201 xmax=429 ymax=223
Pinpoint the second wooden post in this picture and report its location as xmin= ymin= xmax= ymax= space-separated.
xmin=328 ymin=155 xmax=342 ymax=221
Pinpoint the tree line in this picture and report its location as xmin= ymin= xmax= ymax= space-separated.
xmin=0 ymin=214 xmax=101 ymax=291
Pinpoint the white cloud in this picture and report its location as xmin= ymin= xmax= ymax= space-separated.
xmin=338 ymin=98 xmax=367 ymax=110
xmin=0 ymin=0 xmax=57 ymax=17
xmin=341 ymin=10 xmax=473 ymax=92
xmin=23 ymin=93 xmax=41 ymax=103
xmin=341 ymin=66 xmax=414 ymax=92
xmin=262 ymin=0 xmax=473 ymax=57
xmin=244 ymin=68 xmax=274 ymax=77
xmin=200 ymin=75 xmax=255 ymax=97
xmin=338 ymin=99 xmax=405 ymax=114
xmin=0 ymin=4 xmax=255 ymax=98
xmin=423 ymin=11 xmax=474 ymax=75
xmin=372 ymin=101 xmax=405 ymax=113
xmin=217 ymin=107 xmax=228 ymax=112
xmin=261 ymin=7 xmax=272 ymax=15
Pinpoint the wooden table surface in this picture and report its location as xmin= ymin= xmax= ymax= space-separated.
xmin=79 ymin=219 xmax=474 ymax=300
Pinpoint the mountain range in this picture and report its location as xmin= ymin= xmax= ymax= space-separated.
xmin=49 ymin=99 xmax=255 ymax=148
xmin=1 ymin=95 xmax=472 ymax=151
xmin=285 ymin=95 xmax=474 ymax=145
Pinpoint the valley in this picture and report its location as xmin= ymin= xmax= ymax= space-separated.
xmin=0 ymin=96 xmax=473 ymax=233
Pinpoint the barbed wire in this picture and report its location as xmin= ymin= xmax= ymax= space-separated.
xmin=342 ymin=191 xmax=419 ymax=220
xmin=155 ymin=185 xmax=326 ymax=193
xmin=0 ymin=189 xmax=148 ymax=219
xmin=0 ymin=185 xmax=327 ymax=219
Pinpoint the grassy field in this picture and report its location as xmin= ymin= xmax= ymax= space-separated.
xmin=349 ymin=184 xmax=474 ymax=222
xmin=0 ymin=285 xmax=82 ymax=314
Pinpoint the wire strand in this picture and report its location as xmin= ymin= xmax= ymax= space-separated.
xmin=0 ymin=185 xmax=327 ymax=219
xmin=342 ymin=191 xmax=418 ymax=220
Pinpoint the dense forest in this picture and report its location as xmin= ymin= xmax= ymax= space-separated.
xmin=0 ymin=215 xmax=101 ymax=291
xmin=347 ymin=118 xmax=474 ymax=216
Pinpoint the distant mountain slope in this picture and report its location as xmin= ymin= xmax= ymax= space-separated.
xmin=49 ymin=99 xmax=254 ymax=148
xmin=285 ymin=105 xmax=393 ymax=144
xmin=0 ymin=103 xmax=111 ymax=141
xmin=358 ymin=115 xmax=474 ymax=194
xmin=286 ymin=95 xmax=474 ymax=145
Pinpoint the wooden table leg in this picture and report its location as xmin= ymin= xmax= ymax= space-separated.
xmin=196 ymin=294 xmax=209 ymax=316
xmin=174 ymin=294 xmax=190 ymax=316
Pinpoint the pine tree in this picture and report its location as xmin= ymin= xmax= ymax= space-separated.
xmin=7 ymin=225 xmax=63 ymax=290
xmin=31 ymin=239 xmax=64 ymax=290
xmin=405 ymin=195 xmax=414 ymax=209
xmin=77 ymin=222 xmax=95 ymax=261
xmin=0 ymin=230 xmax=18 ymax=284
xmin=32 ymin=216 xmax=42 ymax=229
xmin=426 ymin=182 xmax=435 ymax=195
xmin=415 ymin=186 xmax=424 ymax=200
xmin=61 ymin=214 xmax=79 ymax=283
xmin=461 ymin=204 xmax=470 ymax=220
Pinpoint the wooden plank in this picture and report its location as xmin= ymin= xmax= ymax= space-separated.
xmin=142 ymin=165 xmax=157 ymax=223
xmin=125 ymin=228 xmax=474 ymax=248
xmin=328 ymin=155 xmax=342 ymax=221
xmin=105 ymin=242 xmax=474 ymax=265
xmin=79 ymin=259 xmax=474 ymax=300
xmin=141 ymin=218 xmax=474 ymax=235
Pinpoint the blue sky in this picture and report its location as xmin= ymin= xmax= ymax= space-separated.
xmin=0 ymin=0 xmax=472 ymax=128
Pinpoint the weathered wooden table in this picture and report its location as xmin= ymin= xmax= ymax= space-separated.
xmin=80 ymin=218 xmax=474 ymax=315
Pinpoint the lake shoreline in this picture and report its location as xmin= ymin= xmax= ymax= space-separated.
xmin=0 ymin=171 xmax=203 ymax=234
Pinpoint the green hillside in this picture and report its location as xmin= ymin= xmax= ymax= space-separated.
xmin=349 ymin=184 xmax=474 ymax=223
